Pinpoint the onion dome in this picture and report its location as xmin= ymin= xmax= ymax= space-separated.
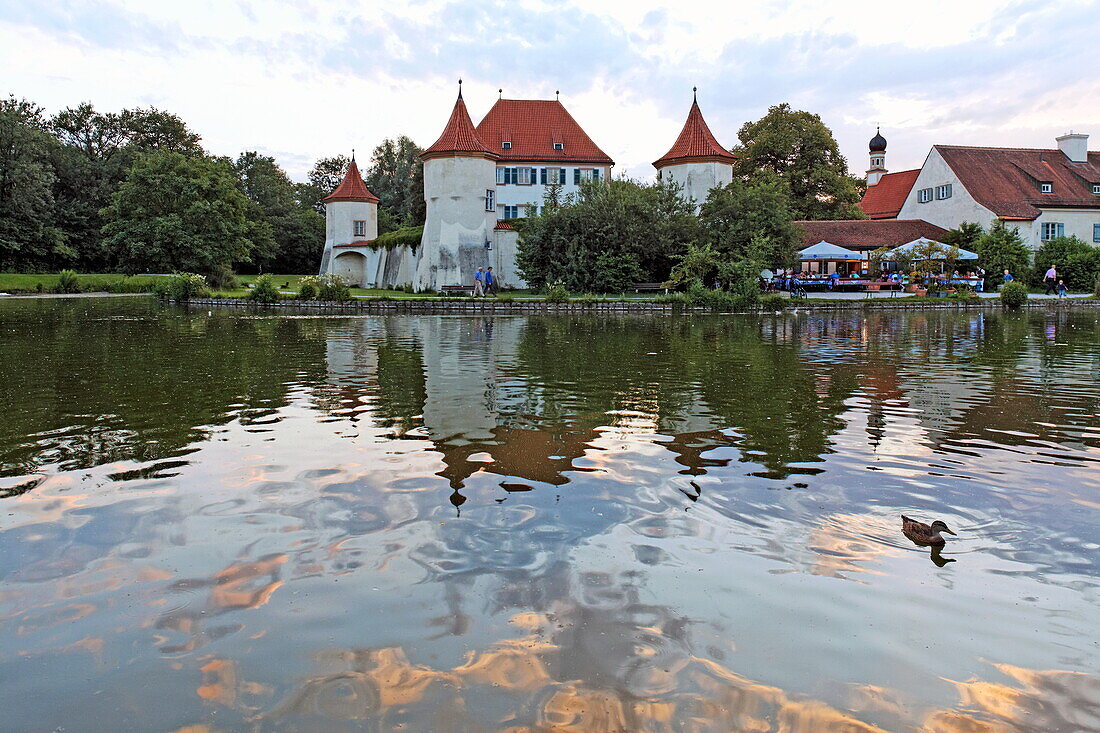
xmin=869 ymin=127 xmax=887 ymax=153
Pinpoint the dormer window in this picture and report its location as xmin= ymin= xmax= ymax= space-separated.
xmin=502 ymin=141 xmax=512 ymax=150
xmin=1092 ymin=184 xmax=1100 ymax=194
xmin=554 ymin=142 xmax=564 ymax=150
xmin=1040 ymin=182 xmax=1053 ymax=193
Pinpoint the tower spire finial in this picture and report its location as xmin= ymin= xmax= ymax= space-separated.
xmin=457 ymin=78 xmax=463 ymax=100
xmin=693 ymin=86 xmax=697 ymax=103
xmin=555 ymin=89 xmax=559 ymax=101
xmin=351 ymin=148 xmax=355 ymax=163
xmin=499 ymin=88 xmax=502 ymax=99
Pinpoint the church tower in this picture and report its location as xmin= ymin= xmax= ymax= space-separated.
xmin=866 ymin=128 xmax=888 ymax=186
xmin=653 ymin=88 xmax=736 ymax=212
xmin=416 ymin=81 xmax=499 ymax=291
xmin=319 ymin=156 xmax=380 ymax=285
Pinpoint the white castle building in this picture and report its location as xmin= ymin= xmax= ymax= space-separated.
xmin=653 ymin=88 xmax=736 ymax=212
xmin=320 ymin=82 xmax=614 ymax=291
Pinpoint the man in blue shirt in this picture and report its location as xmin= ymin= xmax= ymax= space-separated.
xmin=473 ymin=267 xmax=485 ymax=297
xmin=485 ymin=267 xmax=496 ymax=296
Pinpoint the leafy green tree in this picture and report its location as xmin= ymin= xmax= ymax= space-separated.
xmin=516 ymin=179 xmax=699 ymax=292
xmin=102 ymin=150 xmax=257 ymax=274
xmin=0 ymin=95 xmax=66 ymax=270
xmin=1032 ymin=235 xmax=1100 ymax=291
xmin=698 ymin=172 xmax=800 ymax=266
xmin=365 ymin=136 xmax=426 ymax=227
xmin=298 ymin=155 xmax=350 ymax=215
xmin=942 ymin=221 xmax=984 ymax=250
xmin=973 ymin=221 xmax=1029 ymax=289
xmin=49 ymin=103 xmax=203 ymax=269
xmin=732 ymin=103 xmax=864 ymax=220
xmin=232 ymin=151 xmax=324 ymax=273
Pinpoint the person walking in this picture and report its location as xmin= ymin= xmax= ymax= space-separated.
xmin=1003 ymin=269 xmax=1014 ymax=284
xmin=473 ymin=267 xmax=485 ymax=297
xmin=484 ymin=266 xmax=496 ymax=296
xmin=1043 ymin=264 xmax=1058 ymax=295
xmin=1057 ymin=279 xmax=1068 ymax=298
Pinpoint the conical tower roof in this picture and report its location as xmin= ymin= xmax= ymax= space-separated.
xmin=324 ymin=159 xmax=379 ymax=203
xmin=653 ymin=91 xmax=736 ymax=169
xmin=421 ymin=84 xmax=498 ymax=161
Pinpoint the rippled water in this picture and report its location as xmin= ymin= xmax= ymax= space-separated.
xmin=1 ymin=298 xmax=1099 ymax=732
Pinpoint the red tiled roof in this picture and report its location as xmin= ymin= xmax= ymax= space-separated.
xmin=653 ymin=100 xmax=736 ymax=169
xmin=475 ymin=99 xmax=613 ymax=164
xmin=936 ymin=145 xmax=1100 ymax=220
xmin=493 ymin=220 xmax=515 ymax=230
xmin=333 ymin=240 xmax=376 ymax=247
xmin=795 ymin=219 xmax=949 ymax=252
xmin=859 ymin=169 xmax=919 ymax=219
xmin=422 ymin=94 xmax=498 ymax=161
xmin=324 ymin=160 xmax=380 ymax=203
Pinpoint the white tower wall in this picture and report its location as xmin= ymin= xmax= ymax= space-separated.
xmin=660 ymin=161 xmax=733 ymax=212
xmin=416 ymin=155 xmax=497 ymax=291
xmin=320 ymin=200 xmax=378 ymax=277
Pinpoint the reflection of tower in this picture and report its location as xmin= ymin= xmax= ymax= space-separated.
xmin=866 ymin=127 xmax=888 ymax=187
xmin=653 ymin=88 xmax=736 ymax=212
xmin=319 ymin=157 xmax=380 ymax=284
xmin=416 ymin=81 xmax=499 ymax=291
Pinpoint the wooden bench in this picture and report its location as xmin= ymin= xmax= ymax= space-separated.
xmin=631 ymin=282 xmax=668 ymax=294
xmin=440 ymin=284 xmax=475 ymax=296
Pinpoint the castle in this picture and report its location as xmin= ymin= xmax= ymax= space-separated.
xmin=318 ymin=83 xmax=735 ymax=291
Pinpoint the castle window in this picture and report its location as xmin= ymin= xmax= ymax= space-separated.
xmin=1092 ymin=184 xmax=1100 ymax=194
xmin=503 ymin=205 xmax=519 ymax=219
xmin=554 ymin=142 xmax=564 ymax=150
xmin=544 ymin=167 xmax=562 ymax=185
xmin=496 ymin=168 xmax=505 ymax=184
xmin=518 ymin=167 xmax=532 ymax=185
xmin=502 ymin=141 xmax=512 ymax=150
xmin=497 ymin=167 xmax=517 ymax=184
xmin=1040 ymin=182 xmax=1053 ymax=194
xmin=1094 ymin=223 xmax=1100 ymax=242
xmin=936 ymin=184 xmax=952 ymax=200
xmin=1041 ymin=222 xmax=1064 ymax=240
xmin=485 ymin=189 xmax=494 ymax=212
xmin=353 ymin=220 xmax=366 ymax=237
xmin=917 ymin=188 xmax=933 ymax=203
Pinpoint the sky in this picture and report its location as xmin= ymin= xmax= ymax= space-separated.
xmin=3 ymin=0 xmax=1099 ymax=182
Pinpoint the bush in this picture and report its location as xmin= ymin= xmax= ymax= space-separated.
xmin=56 ymin=269 xmax=82 ymax=294
xmin=105 ymin=276 xmax=154 ymax=294
xmin=544 ymin=281 xmax=570 ymax=303
xmin=205 ymin=265 xmax=238 ymax=291
xmin=759 ymin=293 xmax=787 ymax=310
xmin=247 ymin=273 xmax=281 ymax=303
xmin=317 ymin=273 xmax=352 ymax=301
xmin=372 ymin=225 xmax=424 ymax=252
xmin=1095 ymin=275 xmax=1100 ymax=299
xmin=158 ymin=272 xmax=210 ymax=301
xmin=1031 ymin=235 xmax=1100 ymax=290
xmin=296 ymin=275 xmax=320 ymax=300
xmin=1000 ymin=281 xmax=1028 ymax=309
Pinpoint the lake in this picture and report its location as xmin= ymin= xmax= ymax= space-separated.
xmin=1 ymin=298 xmax=1099 ymax=732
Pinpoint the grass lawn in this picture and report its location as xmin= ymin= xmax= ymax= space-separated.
xmin=0 ymin=272 xmax=165 ymax=293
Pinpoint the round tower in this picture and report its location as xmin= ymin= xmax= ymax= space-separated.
xmin=319 ymin=156 xmax=380 ymax=285
xmin=416 ymin=81 xmax=499 ymax=291
xmin=653 ymin=88 xmax=736 ymax=212
xmin=866 ymin=128 xmax=888 ymax=187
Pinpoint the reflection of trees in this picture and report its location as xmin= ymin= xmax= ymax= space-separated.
xmin=0 ymin=300 xmax=328 ymax=477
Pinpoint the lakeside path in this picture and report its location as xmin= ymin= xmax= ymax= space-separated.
xmin=0 ymin=292 xmax=151 ymax=299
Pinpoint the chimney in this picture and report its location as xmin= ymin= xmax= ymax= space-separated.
xmin=1056 ymin=132 xmax=1088 ymax=163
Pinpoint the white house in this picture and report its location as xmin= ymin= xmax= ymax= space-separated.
xmin=862 ymin=131 xmax=1100 ymax=250
xmin=653 ymin=89 xmax=736 ymax=211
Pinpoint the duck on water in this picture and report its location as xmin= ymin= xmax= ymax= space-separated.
xmin=901 ymin=516 xmax=957 ymax=545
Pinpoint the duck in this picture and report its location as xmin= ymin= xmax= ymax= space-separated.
xmin=901 ymin=515 xmax=957 ymax=545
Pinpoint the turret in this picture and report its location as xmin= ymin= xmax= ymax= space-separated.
xmin=415 ymin=80 xmax=499 ymax=291
xmin=653 ymin=88 xmax=736 ymax=211
xmin=867 ymin=128 xmax=888 ymax=186
xmin=318 ymin=156 xmax=380 ymax=284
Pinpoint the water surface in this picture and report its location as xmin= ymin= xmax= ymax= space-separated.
xmin=2 ymin=299 xmax=1099 ymax=732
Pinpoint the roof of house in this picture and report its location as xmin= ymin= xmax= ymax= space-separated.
xmin=653 ymin=99 xmax=736 ymax=169
xmin=421 ymin=93 xmax=499 ymax=161
xmin=935 ymin=145 xmax=1100 ymax=220
xmin=795 ymin=219 xmax=949 ymax=252
xmin=493 ymin=220 xmax=515 ymax=230
xmin=474 ymin=98 xmax=614 ymax=165
xmin=859 ymin=169 xmax=919 ymax=219
xmin=324 ymin=159 xmax=380 ymax=204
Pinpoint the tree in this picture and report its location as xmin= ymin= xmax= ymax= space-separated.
xmin=942 ymin=221 xmax=984 ymax=250
xmin=365 ymin=136 xmax=425 ymax=227
xmin=232 ymin=151 xmax=324 ymax=272
xmin=973 ymin=222 xmax=1029 ymax=289
xmin=516 ymin=179 xmax=699 ymax=292
xmin=1032 ymin=235 xmax=1100 ymax=291
xmin=732 ymin=103 xmax=865 ymax=220
xmin=101 ymin=150 xmax=258 ymax=274
xmin=698 ymin=172 xmax=800 ymax=267
xmin=298 ymin=155 xmax=350 ymax=215
xmin=0 ymin=95 xmax=66 ymax=270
